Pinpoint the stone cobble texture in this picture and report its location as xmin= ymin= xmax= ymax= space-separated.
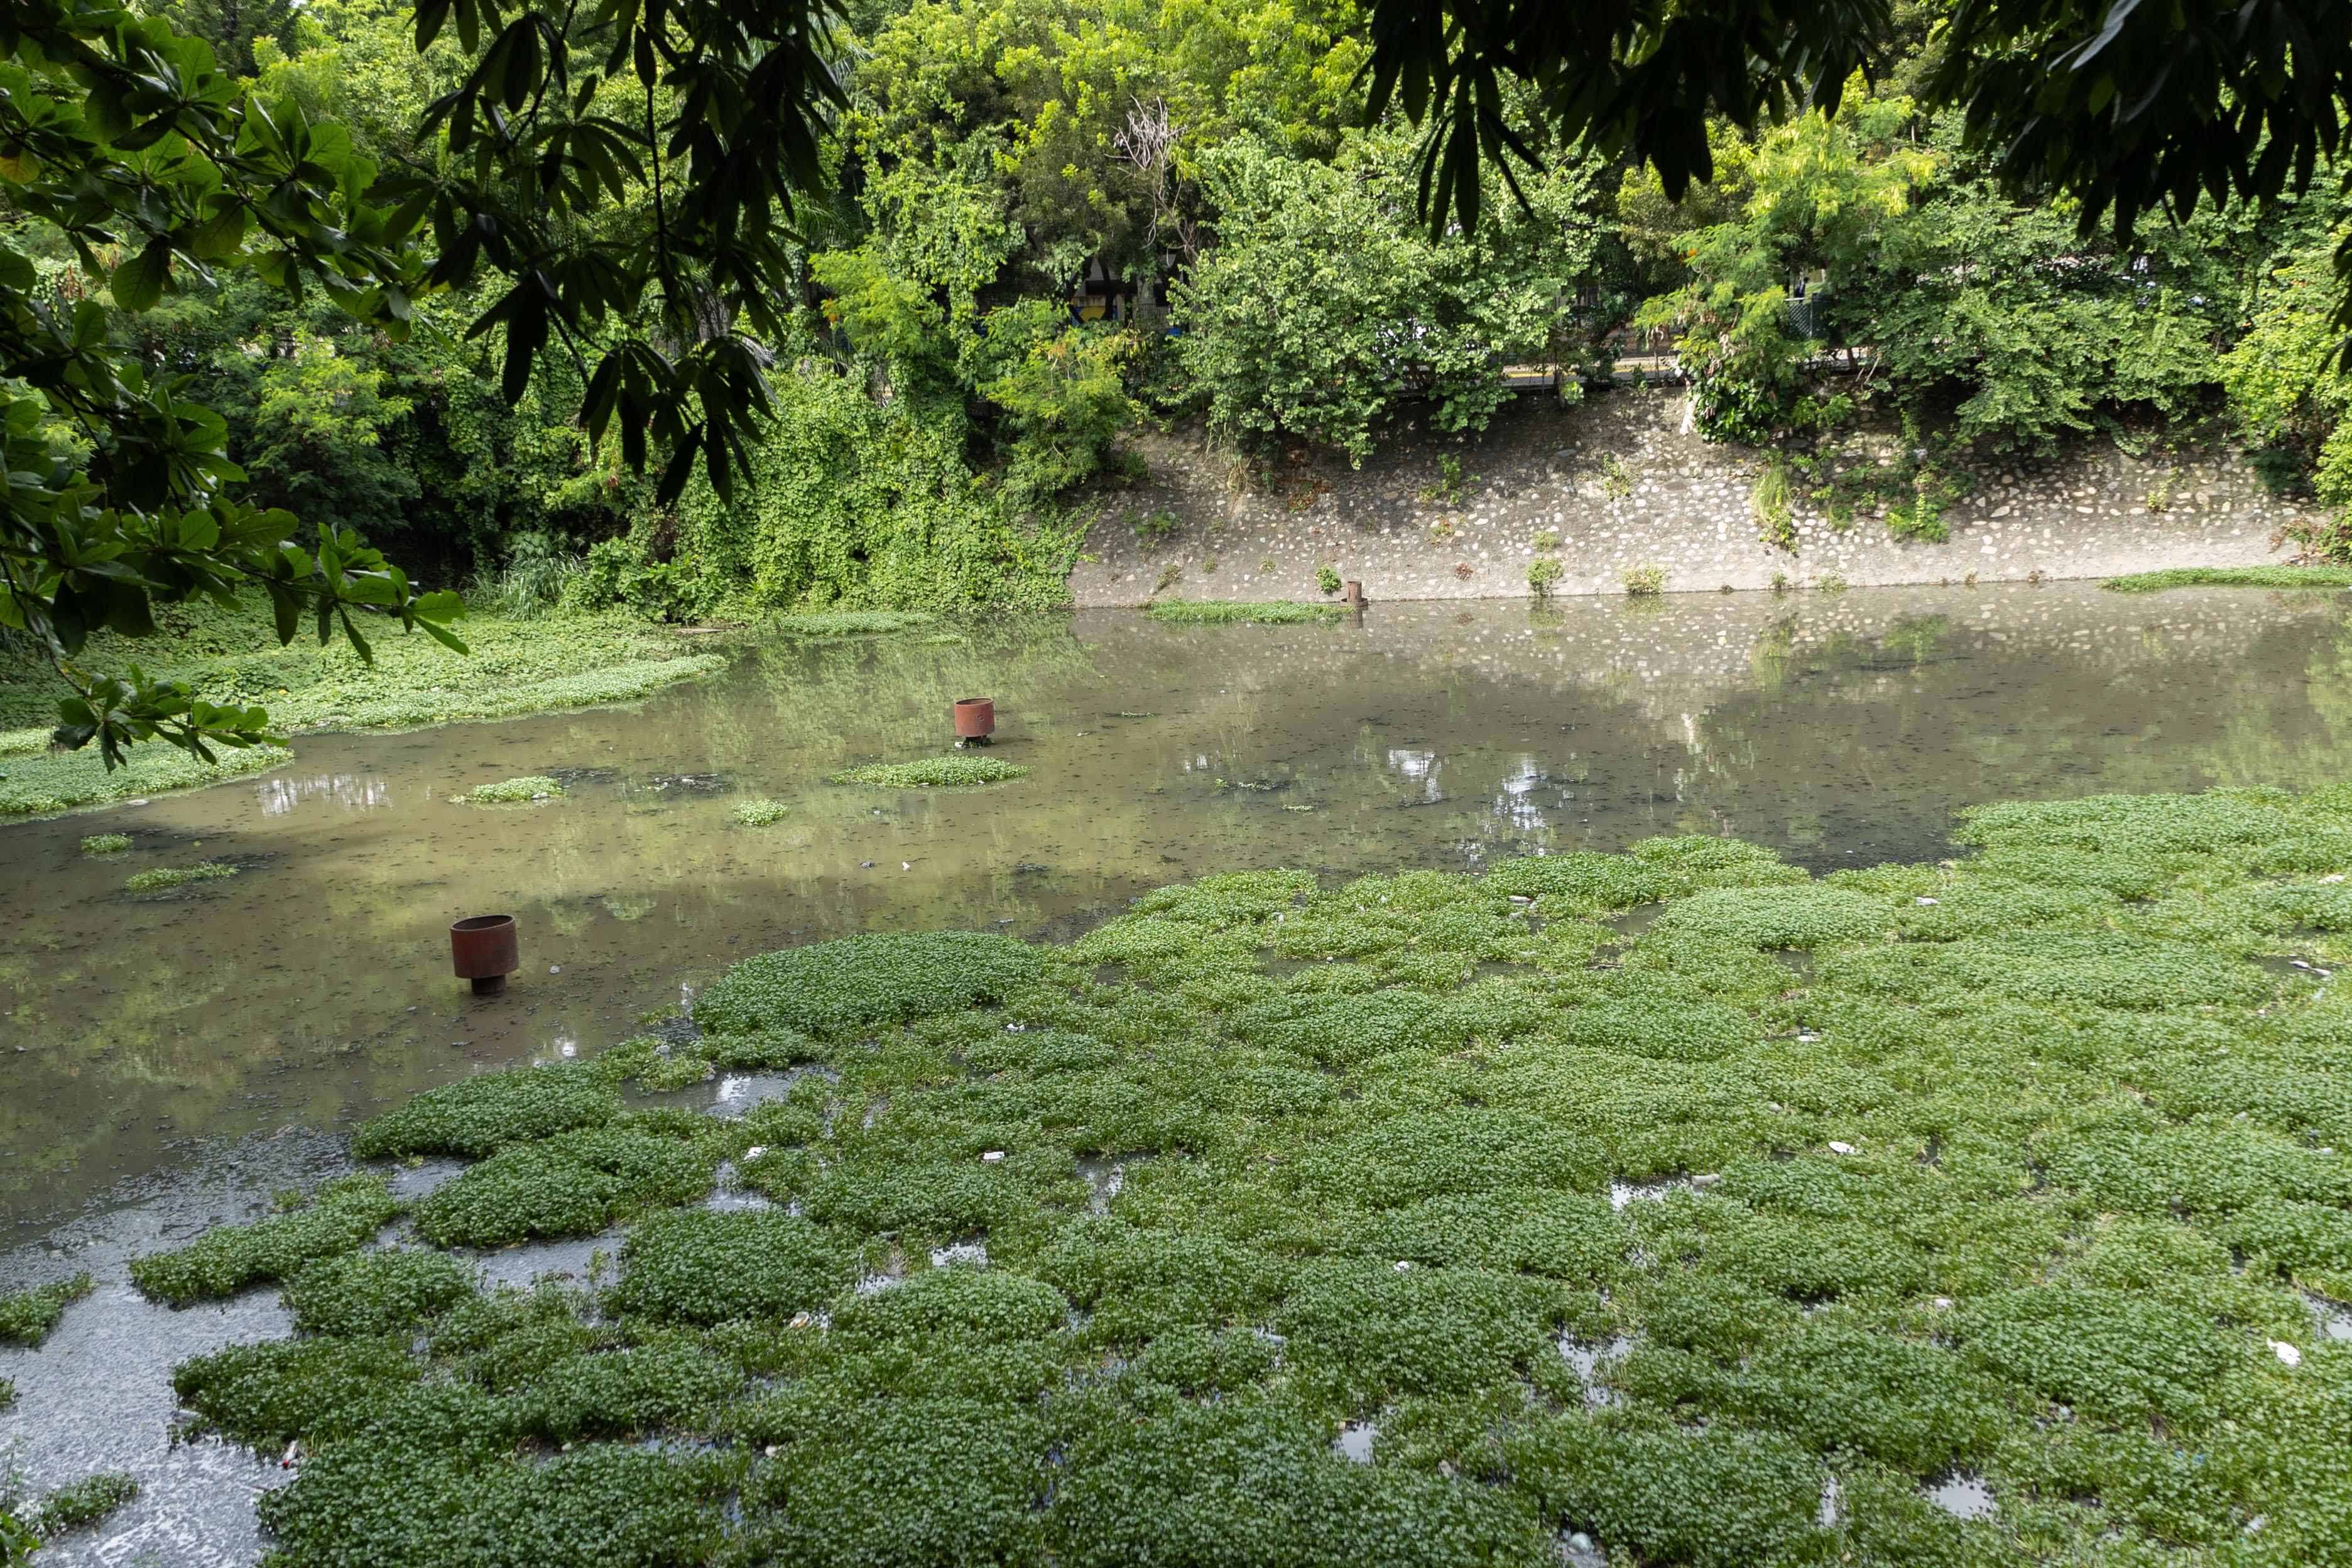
xmin=1069 ymin=392 xmax=2304 ymax=606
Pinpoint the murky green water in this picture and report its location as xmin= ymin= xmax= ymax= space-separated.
xmin=6 ymin=583 xmax=2352 ymax=1236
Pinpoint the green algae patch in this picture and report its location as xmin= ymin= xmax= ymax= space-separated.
xmin=0 ymin=605 xmax=722 ymax=737
xmin=829 ymin=756 xmax=1030 ymax=788
xmin=768 ymin=610 xmax=937 ymax=636
xmin=129 ymin=1175 xmax=403 ymax=1307
xmin=608 ymin=1208 xmax=853 ymax=1325
xmin=122 ymin=860 xmax=238 ymax=893
xmin=732 ymin=795 xmax=790 ymax=825
xmin=77 ymin=832 xmax=131 ymax=855
xmin=0 ymin=1273 xmax=91 ymax=1345
xmin=1146 ymin=600 xmax=1349 ymax=625
xmin=281 ymin=1250 xmax=474 ymax=1336
xmin=694 ymin=930 xmax=1045 ymax=1038
xmin=352 ymin=1063 xmax=618 ymax=1159
xmin=26 ymin=1472 xmax=139 ymax=1541
xmin=141 ymin=782 xmax=2352 ymax=1567
xmin=2104 ymin=565 xmax=2352 ymax=592
xmin=0 ymin=740 xmax=291 ymax=818
xmin=258 ymin=1443 xmax=734 ymax=1568
xmin=457 ymin=774 xmax=564 ymax=804
xmin=415 ymin=1123 xmax=722 ymax=1248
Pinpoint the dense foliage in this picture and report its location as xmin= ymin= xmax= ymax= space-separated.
xmin=9 ymin=0 xmax=2352 ymax=780
xmin=114 ymin=784 xmax=2352 ymax=1565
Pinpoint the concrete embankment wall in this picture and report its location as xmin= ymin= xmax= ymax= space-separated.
xmin=1067 ymin=391 xmax=2307 ymax=606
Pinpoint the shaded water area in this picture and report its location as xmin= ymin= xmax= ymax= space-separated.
xmin=4 ymin=581 xmax=2352 ymax=1555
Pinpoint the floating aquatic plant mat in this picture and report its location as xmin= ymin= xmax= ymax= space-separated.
xmin=129 ymin=788 xmax=2352 ymax=1566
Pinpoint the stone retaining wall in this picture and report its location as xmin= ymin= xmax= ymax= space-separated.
xmin=1067 ymin=391 xmax=2309 ymax=606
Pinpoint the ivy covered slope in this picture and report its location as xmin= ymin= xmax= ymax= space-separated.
xmin=142 ymin=788 xmax=2352 ymax=1566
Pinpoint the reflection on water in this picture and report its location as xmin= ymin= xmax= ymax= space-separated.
xmin=4 ymin=582 xmax=2352 ymax=1235
xmin=254 ymin=772 xmax=394 ymax=815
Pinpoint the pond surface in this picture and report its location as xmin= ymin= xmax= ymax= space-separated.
xmin=5 ymin=582 xmax=2352 ymax=1239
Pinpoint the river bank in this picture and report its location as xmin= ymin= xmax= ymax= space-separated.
xmin=0 ymin=608 xmax=729 ymax=817
xmin=1072 ymin=395 xmax=2309 ymax=606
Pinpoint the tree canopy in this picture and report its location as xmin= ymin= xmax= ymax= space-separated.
xmin=7 ymin=0 xmax=2352 ymax=768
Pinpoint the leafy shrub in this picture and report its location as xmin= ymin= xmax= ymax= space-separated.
xmin=256 ymin=1442 xmax=731 ymax=1568
xmin=1527 ymin=557 xmax=1564 ymax=596
xmin=831 ymin=1265 xmax=1069 ymax=1345
xmin=1507 ymin=1418 xmax=1828 ymax=1568
xmin=129 ymin=1175 xmax=403 ymax=1307
xmin=1652 ymin=884 xmax=1888 ymax=949
xmin=78 ymin=833 xmax=131 ymax=854
xmin=464 ymin=534 xmax=584 ymax=616
xmin=695 ymin=932 xmax=1044 ymax=1038
xmin=607 ymin=1209 xmax=852 ymax=1324
xmin=1959 ymin=1288 xmax=2236 ymax=1426
xmin=415 ymin=1126 xmax=720 ymax=1248
xmin=637 ymin=1050 xmax=717 ymax=1091
xmin=1622 ymin=563 xmax=1667 ymax=596
xmin=1037 ymin=1223 xmax=1287 ymax=1343
xmin=27 ymin=1473 xmax=138 ymax=1540
xmin=0 ymin=1273 xmax=90 ymax=1345
xmin=1485 ymin=851 xmax=1660 ymax=911
xmin=457 ymin=775 xmax=564 ymax=804
xmin=1552 ymin=996 xmax=1757 ymax=1062
xmin=1751 ymin=458 xmax=1797 ymax=552
xmin=1279 ymin=1260 xmax=1563 ymax=1403
xmin=829 ymin=756 xmax=1030 ymax=787
xmin=1821 ymin=932 xmax=2268 ymax=1010
xmin=1051 ymin=1395 xmax=1543 ymax=1567
xmin=1598 ymin=452 xmax=1635 ymax=498
xmin=282 ymin=1251 xmax=473 ymax=1336
xmin=1316 ymin=565 xmax=1342 ymax=596
xmin=123 ymin=861 xmax=237 ymax=891
xmin=733 ymin=796 xmax=790 ymax=825
xmin=520 ymin=1340 xmax=743 ymax=1443
xmin=173 ymin=1335 xmax=422 ymax=1450
xmin=352 ymin=1063 xmax=618 ymax=1158
xmin=741 ymin=1397 xmax=1051 ymax=1567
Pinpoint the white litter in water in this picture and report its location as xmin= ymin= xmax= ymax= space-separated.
xmin=1915 ymin=896 xmax=1939 ymax=906
xmin=1827 ymin=1141 xmax=1856 ymax=1156
xmin=981 ymin=1150 xmax=1006 ymax=1163
xmin=2270 ymin=1339 xmax=2303 ymax=1368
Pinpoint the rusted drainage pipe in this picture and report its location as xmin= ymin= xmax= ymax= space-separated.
xmin=952 ymin=697 xmax=996 ymax=746
xmin=1342 ymin=580 xmax=1366 ymax=606
xmin=450 ymin=914 xmax=520 ymax=995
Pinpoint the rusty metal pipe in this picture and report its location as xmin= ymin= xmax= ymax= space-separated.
xmin=450 ymin=914 xmax=519 ymax=996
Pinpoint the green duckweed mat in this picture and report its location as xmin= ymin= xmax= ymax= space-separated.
xmin=136 ymin=786 xmax=2352 ymax=1566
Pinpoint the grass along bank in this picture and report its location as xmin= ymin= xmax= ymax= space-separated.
xmin=2104 ymin=566 xmax=2352 ymax=593
xmin=82 ymin=785 xmax=2352 ymax=1567
xmin=0 ymin=603 xmax=729 ymax=817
